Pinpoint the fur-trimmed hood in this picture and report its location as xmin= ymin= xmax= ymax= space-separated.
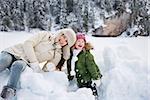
xmin=85 ymin=42 xmax=94 ymax=51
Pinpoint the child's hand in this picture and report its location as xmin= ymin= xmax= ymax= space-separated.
xmin=70 ymin=70 xmax=76 ymax=76
xmin=92 ymin=79 xmax=101 ymax=87
xmin=68 ymin=75 xmax=74 ymax=81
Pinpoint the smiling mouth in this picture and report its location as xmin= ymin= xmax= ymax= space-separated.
xmin=78 ymin=45 xmax=83 ymax=47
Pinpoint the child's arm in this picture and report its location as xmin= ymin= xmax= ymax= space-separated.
xmin=85 ymin=51 xmax=102 ymax=80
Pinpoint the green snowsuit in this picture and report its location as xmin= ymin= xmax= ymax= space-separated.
xmin=67 ymin=49 xmax=102 ymax=87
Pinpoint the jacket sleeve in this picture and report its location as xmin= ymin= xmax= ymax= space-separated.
xmin=67 ymin=58 xmax=74 ymax=81
xmin=66 ymin=50 xmax=74 ymax=81
xmin=50 ymin=48 xmax=62 ymax=67
xmin=56 ymin=57 xmax=66 ymax=71
xmin=23 ymin=32 xmax=48 ymax=63
xmin=86 ymin=51 xmax=101 ymax=80
xmin=43 ymin=48 xmax=62 ymax=71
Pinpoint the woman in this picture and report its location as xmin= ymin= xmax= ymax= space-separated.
xmin=0 ymin=28 xmax=76 ymax=99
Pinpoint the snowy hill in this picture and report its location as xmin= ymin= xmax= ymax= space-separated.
xmin=0 ymin=31 xmax=149 ymax=100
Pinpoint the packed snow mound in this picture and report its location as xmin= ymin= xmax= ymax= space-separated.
xmin=0 ymin=31 xmax=149 ymax=100
xmin=0 ymin=67 xmax=95 ymax=100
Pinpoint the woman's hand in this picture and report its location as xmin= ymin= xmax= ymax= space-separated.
xmin=30 ymin=62 xmax=43 ymax=73
xmin=43 ymin=62 xmax=56 ymax=72
xmin=47 ymin=63 xmax=56 ymax=71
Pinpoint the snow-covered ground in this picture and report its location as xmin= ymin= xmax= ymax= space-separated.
xmin=0 ymin=31 xmax=149 ymax=100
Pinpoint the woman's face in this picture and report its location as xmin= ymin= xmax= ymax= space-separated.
xmin=58 ymin=35 xmax=68 ymax=47
xmin=75 ymin=39 xmax=85 ymax=50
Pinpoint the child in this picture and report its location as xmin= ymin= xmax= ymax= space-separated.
xmin=0 ymin=28 xmax=76 ymax=99
xmin=66 ymin=33 xmax=102 ymax=96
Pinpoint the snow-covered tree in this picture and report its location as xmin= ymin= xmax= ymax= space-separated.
xmin=60 ymin=0 xmax=68 ymax=28
xmin=0 ymin=0 xmax=149 ymax=36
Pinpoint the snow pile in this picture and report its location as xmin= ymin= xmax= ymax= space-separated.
xmin=0 ymin=65 xmax=95 ymax=100
xmin=102 ymin=46 xmax=148 ymax=100
xmin=87 ymin=36 xmax=149 ymax=100
xmin=17 ymin=68 xmax=95 ymax=100
xmin=0 ymin=31 xmax=149 ymax=100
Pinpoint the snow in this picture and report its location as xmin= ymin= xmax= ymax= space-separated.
xmin=0 ymin=31 xmax=149 ymax=100
xmin=125 ymin=3 xmax=132 ymax=13
xmin=87 ymin=36 xmax=149 ymax=100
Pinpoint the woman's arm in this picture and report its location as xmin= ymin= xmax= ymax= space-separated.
xmin=42 ymin=47 xmax=62 ymax=72
xmin=23 ymin=32 xmax=49 ymax=63
xmin=56 ymin=57 xmax=66 ymax=71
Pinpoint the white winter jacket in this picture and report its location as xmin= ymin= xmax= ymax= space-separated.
xmin=4 ymin=32 xmax=62 ymax=68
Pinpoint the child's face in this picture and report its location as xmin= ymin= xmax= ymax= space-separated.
xmin=58 ymin=34 xmax=68 ymax=47
xmin=75 ymin=39 xmax=85 ymax=50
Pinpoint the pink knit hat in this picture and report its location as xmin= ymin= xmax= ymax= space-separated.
xmin=76 ymin=33 xmax=86 ymax=42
